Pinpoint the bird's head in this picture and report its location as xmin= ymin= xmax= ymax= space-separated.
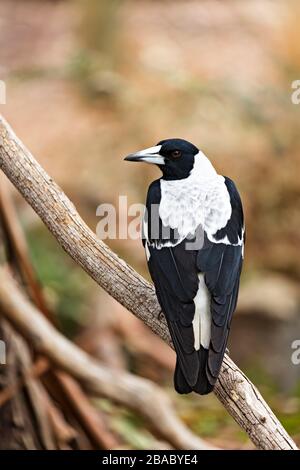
xmin=124 ymin=138 xmax=199 ymax=180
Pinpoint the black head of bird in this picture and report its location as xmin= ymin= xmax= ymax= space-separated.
xmin=124 ymin=138 xmax=199 ymax=180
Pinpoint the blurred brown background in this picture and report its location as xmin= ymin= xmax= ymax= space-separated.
xmin=0 ymin=0 xmax=299 ymax=448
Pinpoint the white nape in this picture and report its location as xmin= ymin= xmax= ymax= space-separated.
xmin=192 ymin=273 xmax=211 ymax=350
xmin=159 ymin=151 xmax=232 ymax=243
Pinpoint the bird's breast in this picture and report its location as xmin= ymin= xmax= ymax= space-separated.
xmin=159 ymin=174 xmax=231 ymax=242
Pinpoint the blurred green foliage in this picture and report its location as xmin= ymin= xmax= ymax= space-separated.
xmin=27 ymin=225 xmax=93 ymax=336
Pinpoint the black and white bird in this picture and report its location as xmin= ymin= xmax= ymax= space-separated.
xmin=125 ymin=139 xmax=244 ymax=395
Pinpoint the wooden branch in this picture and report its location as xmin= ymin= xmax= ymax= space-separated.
xmin=0 ymin=357 xmax=49 ymax=408
xmin=0 ymin=181 xmax=120 ymax=449
xmin=0 ymin=320 xmax=54 ymax=449
xmin=0 ymin=355 xmax=172 ymax=450
xmin=0 ymin=354 xmax=120 ymax=450
xmin=0 ymin=176 xmax=54 ymax=322
xmin=0 ymin=115 xmax=297 ymax=450
xmin=42 ymin=391 xmax=78 ymax=450
xmin=0 ymin=266 xmax=217 ymax=450
xmin=53 ymin=372 xmax=119 ymax=450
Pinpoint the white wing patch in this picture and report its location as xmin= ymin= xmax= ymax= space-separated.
xmin=143 ymin=217 xmax=151 ymax=260
xmin=193 ymin=273 xmax=211 ymax=350
xmin=145 ymin=242 xmax=150 ymax=261
xmin=159 ymin=151 xmax=232 ymax=243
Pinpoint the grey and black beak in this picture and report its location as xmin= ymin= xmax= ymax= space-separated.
xmin=124 ymin=145 xmax=164 ymax=165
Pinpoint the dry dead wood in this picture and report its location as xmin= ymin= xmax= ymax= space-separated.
xmin=0 ymin=266 xmax=217 ymax=450
xmin=0 ymin=180 xmax=119 ymax=450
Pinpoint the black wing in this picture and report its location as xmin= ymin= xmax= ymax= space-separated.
xmin=197 ymin=177 xmax=244 ymax=387
xmin=144 ymin=178 xmax=244 ymax=395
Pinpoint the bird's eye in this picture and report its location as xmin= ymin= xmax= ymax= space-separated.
xmin=171 ymin=150 xmax=181 ymax=159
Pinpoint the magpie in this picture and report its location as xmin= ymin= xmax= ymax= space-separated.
xmin=124 ymin=139 xmax=244 ymax=395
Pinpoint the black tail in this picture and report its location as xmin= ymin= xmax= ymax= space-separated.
xmin=192 ymin=346 xmax=214 ymax=395
xmin=174 ymin=346 xmax=214 ymax=396
xmin=174 ymin=359 xmax=192 ymax=394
